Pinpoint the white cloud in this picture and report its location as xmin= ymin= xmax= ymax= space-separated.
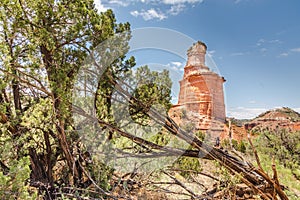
xmin=168 ymin=4 xmax=186 ymax=15
xmin=228 ymin=106 xmax=300 ymax=119
xmin=279 ymin=52 xmax=289 ymax=57
xmin=276 ymin=30 xmax=287 ymax=35
xmin=227 ymin=107 xmax=267 ymax=119
xmin=269 ymin=39 xmax=281 ymax=44
xmin=112 ymin=0 xmax=203 ymax=20
xmin=260 ymin=48 xmax=267 ymax=53
xmin=165 ymin=61 xmax=185 ymax=72
xmin=207 ymin=50 xmax=216 ymax=56
xmin=171 ymin=61 xmax=183 ymax=67
xmin=294 ymin=108 xmax=300 ymax=113
xmin=108 ymin=0 xmax=130 ymax=6
xmin=95 ymin=0 xmax=109 ymax=12
xmin=130 ymin=10 xmax=139 ymax=17
xmin=130 ymin=8 xmax=167 ymax=20
xmin=231 ymin=52 xmax=245 ymax=56
xmin=162 ymin=0 xmax=203 ymax=5
xmin=256 ymin=38 xmax=282 ymax=47
xmin=256 ymin=39 xmax=265 ymax=46
xmin=291 ymin=48 xmax=300 ymax=52
xmin=279 ymin=48 xmax=300 ymax=57
xmin=108 ymin=0 xmax=203 ymax=6
xmin=102 ymin=0 xmax=131 ymax=7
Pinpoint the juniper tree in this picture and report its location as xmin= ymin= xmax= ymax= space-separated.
xmin=0 ymin=0 xmax=134 ymax=197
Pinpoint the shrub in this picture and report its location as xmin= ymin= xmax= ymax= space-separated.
xmin=237 ymin=140 xmax=246 ymax=153
xmin=0 ymin=156 xmax=38 ymax=200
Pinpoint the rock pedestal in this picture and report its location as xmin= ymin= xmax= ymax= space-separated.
xmin=169 ymin=41 xmax=226 ymax=139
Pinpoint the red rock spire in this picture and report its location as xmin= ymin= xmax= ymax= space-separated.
xmin=184 ymin=41 xmax=210 ymax=78
xmin=169 ymin=41 xmax=226 ymax=137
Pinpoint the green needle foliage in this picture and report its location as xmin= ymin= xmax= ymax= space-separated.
xmin=129 ymin=66 xmax=172 ymax=126
xmin=0 ymin=0 xmax=134 ymax=198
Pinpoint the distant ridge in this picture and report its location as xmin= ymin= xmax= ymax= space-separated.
xmin=222 ymin=107 xmax=300 ymax=141
xmin=255 ymin=107 xmax=300 ymax=121
xmin=245 ymin=107 xmax=300 ymax=132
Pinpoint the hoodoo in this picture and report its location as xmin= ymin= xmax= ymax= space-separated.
xmin=169 ymin=41 xmax=226 ymax=138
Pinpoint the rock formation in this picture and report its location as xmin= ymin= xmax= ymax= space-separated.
xmin=169 ymin=41 xmax=226 ymax=139
xmin=221 ymin=107 xmax=300 ymax=142
xmin=244 ymin=107 xmax=300 ymax=132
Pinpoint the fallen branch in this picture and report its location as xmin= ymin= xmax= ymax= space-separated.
xmin=162 ymin=170 xmax=199 ymax=199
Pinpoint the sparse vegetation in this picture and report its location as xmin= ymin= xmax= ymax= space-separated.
xmin=0 ymin=0 xmax=297 ymax=199
xmin=255 ymin=107 xmax=300 ymax=121
xmin=254 ymin=129 xmax=300 ymax=177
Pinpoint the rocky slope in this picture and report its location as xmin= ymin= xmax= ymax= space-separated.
xmin=222 ymin=107 xmax=300 ymax=141
xmin=244 ymin=107 xmax=300 ymax=132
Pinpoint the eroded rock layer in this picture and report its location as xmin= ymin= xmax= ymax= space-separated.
xmin=169 ymin=41 xmax=226 ymax=138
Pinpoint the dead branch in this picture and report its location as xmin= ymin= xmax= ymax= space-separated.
xmin=247 ymin=133 xmax=263 ymax=171
xmin=73 ymin=70 xmax=291 ymax=199
xmin=169 ymin=168 xmax=219 ymax=182
xmin=150 ymin=185 xmax=193 ymax=198
xmin=162 ymin=170 xmax=199 ymax=198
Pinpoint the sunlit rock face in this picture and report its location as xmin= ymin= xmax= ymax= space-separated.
xmin=169 ymin=41 xmax=226 ymax=138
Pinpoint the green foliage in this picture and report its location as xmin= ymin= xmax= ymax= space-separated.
xmin=98 ymin=64 xmax=173 ymax=156
xmin=179 ymin=109 xmax=187 ymax=119
xmin=195 ymin=130 xmax=205 ymax=141
xmin=89 ymin=158 xmax=114 ymax=192
xmin=20 ymin=98 xmax=56 ymax=151
xmin=252 ymin=130 xmax=300 ymax=199
xmin=254 ymin=130 xmax=300 ymax=169
xmin=237 ymin=140 xmax=246 ymax=153
xmin=173 ymin=156 xmax=202 ymax=179
xmin=128 ymin=66 xmax=172 ymax=126
xmin=213 ymin=161 xmax=241 ymax=193
xmin=221 ymin=139 xmax=230 ymax=148
xmin=255 ymin=154 xmax=300 ymax=200
xmin=0 ymin=157 xmax=38 ymax=200
xmin=0 ymin=0 xmax=135 ymax=198
xmin=171 ymin=132 xmax=205 ymax=179
xmin=150 ymin=131 xmax=171 ymax=146
xmin=221 ymin=139 xmax=246 ymax=153
xmin=231 ymin=139 xmax=238 ymax=149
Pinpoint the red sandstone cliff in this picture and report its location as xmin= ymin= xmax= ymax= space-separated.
xmin=221 ymin=107 xmax=300 ymax=142
xmin=245 ymin=107 xmax=300 ymax=132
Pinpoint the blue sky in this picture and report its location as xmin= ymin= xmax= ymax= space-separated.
xmin=95 ymin=0 xmax=300 ymax=119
